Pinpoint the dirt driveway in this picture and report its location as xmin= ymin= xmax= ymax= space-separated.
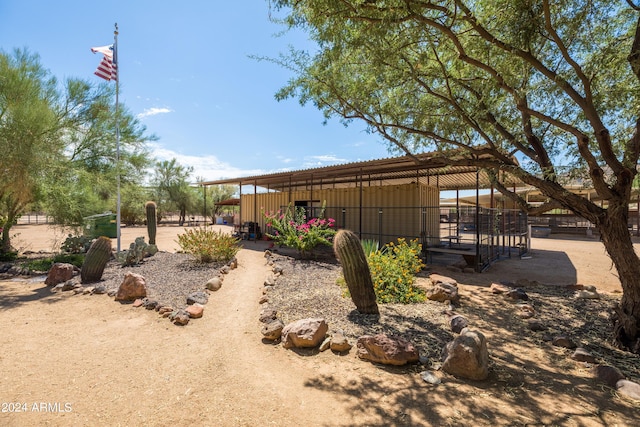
xmin=0 ymin=225 xmax=637 ymax=426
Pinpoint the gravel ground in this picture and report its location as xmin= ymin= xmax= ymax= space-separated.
xmin=99 ymin=251 xmax=226 ymax=309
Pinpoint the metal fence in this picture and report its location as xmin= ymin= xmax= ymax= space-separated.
xmin=275 ymin=205 xmax=529 ymax=271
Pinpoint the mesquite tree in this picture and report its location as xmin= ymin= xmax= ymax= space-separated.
xmin=271 ymin=0 xmax=640 ymax=352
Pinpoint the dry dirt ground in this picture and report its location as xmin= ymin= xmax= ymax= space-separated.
xmin=0 ymin=224 xmax=639 ymax=426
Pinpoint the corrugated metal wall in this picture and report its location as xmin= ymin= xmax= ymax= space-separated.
xmin=240 ymin=183 xmax=441 ymax=246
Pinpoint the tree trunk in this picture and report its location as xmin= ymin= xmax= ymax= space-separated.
xmin=598 ymin=210 xmax=640 ymax=353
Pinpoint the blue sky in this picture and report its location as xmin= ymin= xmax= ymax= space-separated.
xmin=0 ymin=0 xmax=392 ymax=183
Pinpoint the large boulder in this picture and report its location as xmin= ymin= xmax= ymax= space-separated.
xmin=45 ymin=263 xmax=76 ymax=286
xmin=425 ymin=282 xmax=459 ymax=303
xmin=114 ymin=272 xmax=147 ymax=302
xmin=281 ymin=318 xmax=328 ymax=349
xmin=357 ymin=334 xmax=419 ymax=366
xmin=442 ymin=329 xmax=489 ymax=380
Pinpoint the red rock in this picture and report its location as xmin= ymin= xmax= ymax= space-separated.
xmin=132 ymin=298 xmax=144 ymax=307
xmin=186 ymin=303 xmax=204 ymax=319
xmin=115 ymin=273 xmax=147 ymax=302
xmin=357 ymin=334 xmax=419 ymax=366
xmin=45 ymin=263 xmax=76 ymax=286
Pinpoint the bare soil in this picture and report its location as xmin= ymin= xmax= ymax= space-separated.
xmin=1 ymin=224 xmax=639 ymax=426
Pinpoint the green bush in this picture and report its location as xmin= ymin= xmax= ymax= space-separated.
xmin=0 ymin=250 xmax=18 ymax=262
xmin=20 ymin=253 xmax=85 ymax=273
xmin=177 ymin=227 xmax=241 ymax=263
xmin=54 ymin=253 xmax=85 ymax=268
xmin=61 ymin=234 xmax=93 ymax=254
xmin=367 ymin=238 xmax=425 ymax=304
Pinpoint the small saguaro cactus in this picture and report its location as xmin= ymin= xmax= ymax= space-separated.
xmin=333 ymin=229 xmax=379 ymax=315
xmin=145 ymin=201 xmax=157 ymax=245
xmin=80 ymin=236 xmax=112 ymax=283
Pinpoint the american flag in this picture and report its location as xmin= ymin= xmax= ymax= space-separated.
xmin=91 ymin=44 xmax=117 ymax=81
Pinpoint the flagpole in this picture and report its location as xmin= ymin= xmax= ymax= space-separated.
xmin=114 ymin=23 xmax=121 ymax=253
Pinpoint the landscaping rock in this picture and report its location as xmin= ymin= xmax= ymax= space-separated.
xmin=572 ymin=347 xmax=596 ymax=363
xmin=575 ymin=290 xmax=600 ymax=299
xmin=489 ymin=282 xmax=511 ymax=294
xmin=171 ymin=309 xmax=190 ymax=326
xmin=319 ymin=337 xmax=331 ymax=352
xmin=262 ymin=319 xmax=284 ymax=341
xmin=281 ymin=318 xmax=328 ymax=349
xmin=420 ymin=371 xmax=442 ymax=385
xmin=143 ymin=299 xmax=159 ymax=310
xmin=430 ymin=274 xmax=457 ymax=286
xmin=186 ymin=303 xmax=204 ymax=319
xmin=357 ymin=334 xmax=419 ymax=366
xmin=132 ymin=298 xmax=144 ymax=308
xmin=264 ymin=273 xmax=276 ymax=287
xmin=442 ymin=329 xmax=489 ymax=380
xmin=425 ymin=282 xmax=459 ymax=303
xmin=186 ymin=291 xmax=208 ymax=305
xmin=527 ymin=319 xmax=547 ymax=332
xmin=219 ymin=266 xmax=230 ymax=275
xmin=206 ymin=277 xmax=223 ymax=291
xmin=516 ymin=304 xmax=536 ymax=319
xmin=92 ymin=284 xmax=107 ymax=294
xmin=616 ymin=379 xmax=640 ymax=401
xmin=115 ymin=272 xmax=147 ymax=302
xmin=552 ymin=335 xmax=577 ymax=349
xmin=505 ymin=288 xmax=529 ymax=301
xmin=330 ymin=331 xmax=352 ymax=352
xmin=593 ymin=365 xmax=625 ymax=388
xmin=259 ymin=308 xmax=277 ymax=323
xmin=450 ymin=315 xmax=469 ymax=334
xmin=45 ymin=263 xmax=76 ymax=286
xmin=258 ymin=295 xmax=269 ymax=304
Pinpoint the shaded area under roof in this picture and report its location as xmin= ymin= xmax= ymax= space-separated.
xmin=200 ymin=151 xmax=524 ymax=191
xmin=214 ymin=198 xmax=240 ymax=206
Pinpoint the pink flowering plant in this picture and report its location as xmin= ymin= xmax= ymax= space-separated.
xmin=262 ymin=202 xmax=336 ymax=257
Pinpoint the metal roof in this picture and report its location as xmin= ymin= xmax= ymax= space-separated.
xmin=200 ymin=150 xmax=523 ymax=191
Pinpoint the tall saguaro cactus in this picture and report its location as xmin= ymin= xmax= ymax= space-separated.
xmin=81 ymin=236 xmax=112 ymax=283
xmin=145 ymin=201 xmax=157 ymax=245
xmin=333 ymin=229 xmax=379 ymax=314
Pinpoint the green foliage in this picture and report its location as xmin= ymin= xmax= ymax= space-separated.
xmin=152 ymin=158 xmax=196 ymax=226
xmin=360 ymin=239 xmax=380 ymax=258
xmin=117 ymin=236 xmax=157 ymax=266
xmin=177 ymin=227 xmax=240 ymax=263
xmin=20 ymin=253 xmax=85 ymax=272
xmin=367 ymin=238 xmax=425 ymax=304
xmin=54 ymin=253 xmax=85 ymax=268
xmin=263 ymin=203 xmax=336 ymax=257
xmin=0 ymin=250 xmax=18 ymax=262
xmin=61 ymin=234 xmax=93 ymax=254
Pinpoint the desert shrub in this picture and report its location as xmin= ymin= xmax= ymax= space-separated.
xmin=177 ymin=227 xmax=241 ymax=263
xmin=61 ymin=234 xmax=93 ymax=254
xmin=117 ymin=236 xmax=158 ymax=266
xmin=0 ymin=250 xmax=18 ymax=262
xmin=360 ymin=239 xmax=380 ymax=257
xmin=263 ymin=202 xmax=336 ymax=257
xmin=367 ymin=238 xmax=426 ymax=304
xmin=54 ymin=253 xmax=85 ymax=268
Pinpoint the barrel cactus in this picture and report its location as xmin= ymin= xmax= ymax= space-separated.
xmin=80 ymin=236 xmax=112 ymax=283
xmin=333 ymin=229 xmax=379 ymax=314
xmin=145 ymin=201 xmax=157 ymax=245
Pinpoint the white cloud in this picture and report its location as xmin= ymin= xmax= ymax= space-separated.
xmin=149 ymin=143 xmax=265 ymax=183
xmin=137 ymin=107 xmax=173 ymax=119
xmin=302 ymin=154 xmax=348 ymax=167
